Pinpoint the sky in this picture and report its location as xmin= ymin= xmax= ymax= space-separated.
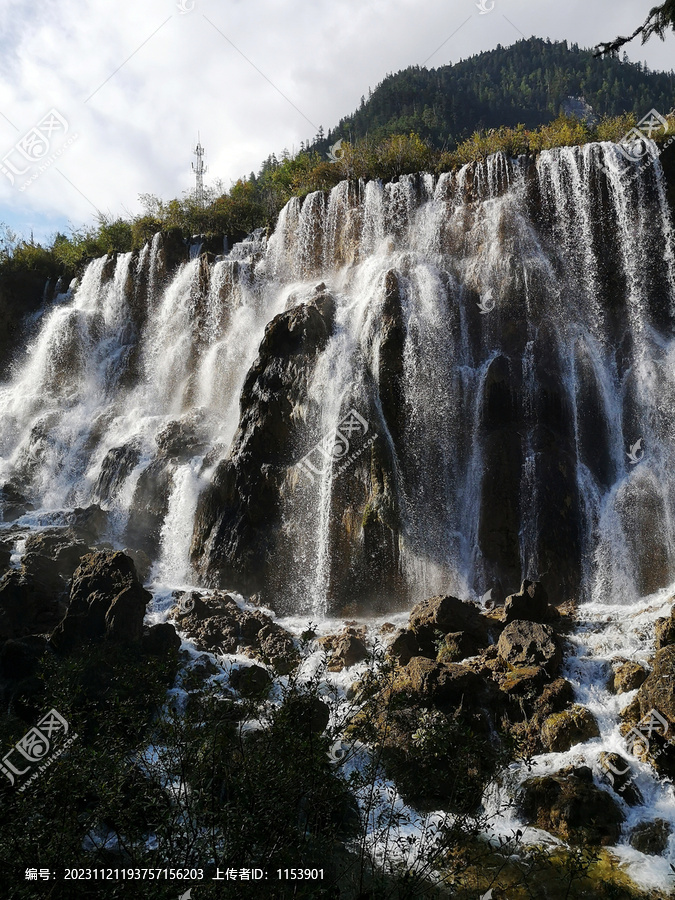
xmin=0 ymin=0 xmax=673 ymax=245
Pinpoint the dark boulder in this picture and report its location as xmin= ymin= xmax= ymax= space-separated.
xmin=408 ymin=594 xmax=494 ymax=656
xmin=636 ymin=644 xmax=675 ymax=727
xmin=394 ymin=656 xmax=487 ymax=708
xmin=0 ymin=636 xmax=50 ymax=679
xmin=142 ymin=623 xmax=181 ymax=656
xmin=520 ymin=767 xmax=623 ymax=845
xmin=173 ymin=591 xmax=297 ymax=671
xmin=498 ymin=665 xmax=549 ymax=698
xmin=0 ymin=541 xmax=11 ymax=574
xmin=597 ymin=751 xmax=643 ymax=806
xmin=654 ymin=602 xmax=675 ymax=649
xmin=540 ymin=705 xmax=600 ymax=752
xmin=537 ymin=677 xmax=575 ymax=715
xmin=320 ymin=628 xmax=369 ymax=671
xmin=51 ymin=551 xmax=150 ymax=650
xmin=387 ymin=627 xmax=422 ymax=666
xmin=173 ymin=591 xmax=240 ymax=653
xmin=283 ymin=695 xmax=330 ymax=735
xmin=0 ymin=568 xmax=68 ymax=640
xmin=497 ymin=620 xmax=562 ymax=673
xmin=23 ymin=530 xmax=92 ymax=581
xmin=629 ymin=819 xmax=671 ymax=855
xmin=257 ymin=623 xmax=299 ymax=675
xmin=437 ymin=631 xmax=485 ymax=663
xmin=229 ymin=663 xmax=272 ymax=697
xmin=503 ymin=580 xmax=559 ymax=624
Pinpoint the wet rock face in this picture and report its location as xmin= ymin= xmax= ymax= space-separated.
xmin=477 ymin=356 xmax=524 ymax=596
xmin=190 ymin=289 xmax=337 ymax=597
xmin=520 ymin=767 xmax=624 ymax=846
xmin=0 ymin=525 xmax=108 ymax=641
xmin=615 ymin=469 xmax=675 ymax=596
xmin=172 ymin=591 xmax=298 ymax=674
xmin=598 ymin=751 xmax=643 ymax=806
xmin=125 ymin=459 xmax=176 ymax=557
xmin=93 ymin=443 xmax=141 ymax=503
xmin=629 ymin=819 xmax=671 ymax=855
xmin=0 ymin=272 xmax=46 ymax=379
xmin=50 ymin=551 xmax=151 ymax=650
xmin=189 ymin=274 xmax=406 ymax=613
xmin=636 ymin=644 xmax=675 ymax=725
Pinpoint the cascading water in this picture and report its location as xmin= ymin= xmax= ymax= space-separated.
xmin=1 ymin=143 xmax=674 ymax=607
xmin=2 ymin=140 xmax=675 ymax=887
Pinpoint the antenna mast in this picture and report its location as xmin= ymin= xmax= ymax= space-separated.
xmin=192 ymin=135 xmax=207 ymax=206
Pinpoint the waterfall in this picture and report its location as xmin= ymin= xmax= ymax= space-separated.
xmin=0 ymin=143 xmax=673 ymax=614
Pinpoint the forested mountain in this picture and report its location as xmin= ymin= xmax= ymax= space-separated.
xmin=307 ymin=37 xmax=675 ymax=153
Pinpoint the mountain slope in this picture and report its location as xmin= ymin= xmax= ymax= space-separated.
xmin=310 ymin=37 xmax=675 ymax=152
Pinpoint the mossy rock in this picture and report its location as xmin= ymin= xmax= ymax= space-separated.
xmin=499 ymin=664 xmax=548 ymax=696
xmin=610 ymin=660 xmax=648 ymax=694
xmin=437 ymin=631 xmax=483 ymax=663
xmin=520 ymin=767 xmax=623 ymax=845
xmin=541 ymin=704 xmax=600 ymax=752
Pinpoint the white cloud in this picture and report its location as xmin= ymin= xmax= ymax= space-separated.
xmin=0 ymin=0 xmax=672 ymax=242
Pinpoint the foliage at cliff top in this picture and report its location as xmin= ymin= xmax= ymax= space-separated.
xmin=1 ymin=109 xmax=674 ymax=285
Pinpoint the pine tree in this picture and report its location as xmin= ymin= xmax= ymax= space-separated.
xmin=595 ymin=0 xmax=675 ymax=57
